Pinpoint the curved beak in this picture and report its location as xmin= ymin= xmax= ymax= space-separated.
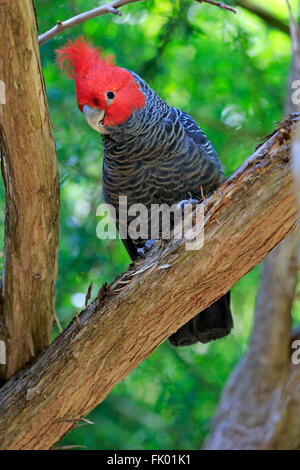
xmin=83 ymin=105 xmax=107 ymax=134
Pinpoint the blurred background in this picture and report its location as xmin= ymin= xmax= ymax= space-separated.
xmin=2 ymin=0 xmax=299 ymax=450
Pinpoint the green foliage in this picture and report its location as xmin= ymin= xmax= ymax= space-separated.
xmin=4 ymin=0 xmax=296 ymax=449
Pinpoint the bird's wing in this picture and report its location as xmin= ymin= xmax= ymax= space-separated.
xmin=178 ymin=109 xmax=221 ymax=166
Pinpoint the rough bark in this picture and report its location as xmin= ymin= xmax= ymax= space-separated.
xmin=0 ymin=0 xmax=60 ymax=379
xmin=0 ymin=115 xmax=297 ymax=450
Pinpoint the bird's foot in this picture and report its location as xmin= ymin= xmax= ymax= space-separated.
xmin=137 ymin=199 xmax=199 ymax=259
xmin=137 ymin=239 xmax=157 ymax=258
xmin=177 ymin=198 xmax=199 ymax=213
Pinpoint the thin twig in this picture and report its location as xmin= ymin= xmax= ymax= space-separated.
xmin=85 ymin=282 xmax=93 ymax=308
xmin=196 ymin=0 xmax=237 ymax=14
xmin=38 ymin=0 xmax=236 ymax=47
xmin=38 ymin=0 xmax=146 ymax=46
xmin=75 ymin=310 xmax=80 ymax=328
xmin=53 ymin=311 xmax=63 ymax=333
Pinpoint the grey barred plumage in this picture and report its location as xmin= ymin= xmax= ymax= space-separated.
xmin=102 ymin=71 xmax=225 ymax=251
xmin=88 ymin=70 xmax=233 ymax=346
xmin=100 ymin=71 xmax=233 ymax=346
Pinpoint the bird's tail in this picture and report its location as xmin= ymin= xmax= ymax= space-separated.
xmin=168 ymin=291 xmax=233 ymax=346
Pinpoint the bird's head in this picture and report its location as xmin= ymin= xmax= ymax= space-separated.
xmin=56 ymin=36 xmax=146 ymax=134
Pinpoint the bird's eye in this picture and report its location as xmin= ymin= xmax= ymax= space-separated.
xmin=106 ymin=91 xmax=115 ymax=100
xmin=93 ymin=97 xmax=100 ymax=106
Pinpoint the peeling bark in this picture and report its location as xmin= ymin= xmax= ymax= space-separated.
xmin=0 ymin=116 xmax=297 ymax=449
xmin=0 ymin=0 xmax=60 ymax=379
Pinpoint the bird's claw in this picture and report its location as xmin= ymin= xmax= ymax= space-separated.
xmin=137 ymin=200 xmax=199 ymax=258
xmin=177 ymin=198 xmax=199 ymax=213
xmin=137 ymin=239 xmax=156 ymax=258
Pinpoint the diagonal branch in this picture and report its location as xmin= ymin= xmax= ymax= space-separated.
xmin=0 ymin=114 xmax=297 ymax=450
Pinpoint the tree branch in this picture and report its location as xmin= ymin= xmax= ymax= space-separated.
xmin=196 ymin=0 xmax=237 ymax=14
xmin=235 ymin=0 xmax=289 ymax=35
xmin=0 ymin=114 xmax=297 ymax=449
xmin=38 ymin=0 xmax=146 ymax=46
xmin=0 ymin=0 xmax=60 ymax=379
xmin=38 ymin=0 xmax=237 ymax=47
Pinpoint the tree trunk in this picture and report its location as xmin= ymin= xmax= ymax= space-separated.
xmin=0 ymin=116 xmax=297 ymax=449
xmin=0 ymin=0 xmax=60 ymax=380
